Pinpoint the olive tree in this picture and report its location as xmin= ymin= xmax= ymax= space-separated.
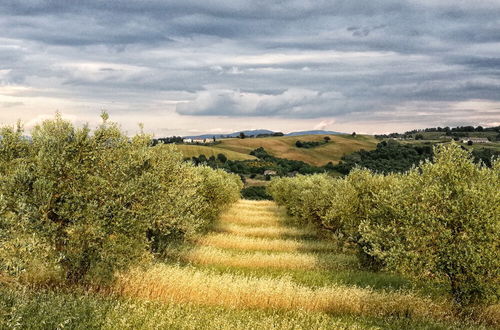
xmin=360 ymin=144 xmax=499 ymax=305
xmin=0 ymin=113 xmax=243 ymax=285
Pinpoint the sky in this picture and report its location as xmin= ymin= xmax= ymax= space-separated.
xmin=1 ymin=0 xmax=500 ymax=136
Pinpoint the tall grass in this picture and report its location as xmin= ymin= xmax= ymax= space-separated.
xmin=176 ymin=246 xmax=357 ymax=270
xmin=214 ymin=222 xmax=315 ymax=238
xmin=115 ymin=264 xmax=451 ymax=321
xmin=195 ymin=233 xmax=338 ymax=252
xmin=3 ymin=287 xmax=467 ymax=330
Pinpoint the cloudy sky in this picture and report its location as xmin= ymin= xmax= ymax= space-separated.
xmin=1 ymin=0 xmax=500 ymax=136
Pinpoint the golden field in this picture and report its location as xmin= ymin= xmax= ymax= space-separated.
xmin=175 ymin=134 xmax=378 ymax=166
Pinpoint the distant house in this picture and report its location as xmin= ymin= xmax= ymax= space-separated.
xmin=192 ymin=139 xmax=206 ymax=144
xmin=461 ymin=137 xmax=489 ymax=144
xmin=264 ymin=170 xmax=277 ymax=176
xmin=183 ymin=138 xmax=193 ymax=143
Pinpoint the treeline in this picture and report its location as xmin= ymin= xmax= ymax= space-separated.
xmin=331 ymin=140 xmax=500 ymax=175
xmin=152 ymin=136 xmax=184 ymax=144
xmin=332 ymin=140 xmax=433 ymax=174
xmin=190 ymin=147 xmax=326 ymax=177
xmin=0 ymin=113 xmax=242 ymax=286
xmin=375 ymin=125 xmax=500 ymax=139
xmin=407 ymin=125 xmax=500 ymax=133
xmin=268 ymin=144 xmax=499 ymax=308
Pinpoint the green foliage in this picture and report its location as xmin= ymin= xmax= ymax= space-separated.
xmin=0 ymin=114 xmax=242 ymax=285
xmin=248 ymin=147 xmax=325 ymax=175
xmin=268 ymin=144 xmax=500 ymax=306
xmin=217 ymin=153 xmax=228 ymax=163
xmin=295 ymin=140 xmax=327 ymax=148
xmin=471 ymin=147 xmax=500 ymax=167
xmin=268 ymin=173 xmax=336 ymax=231
xmin=334 ymin=140 xmax=433 ymax=174
xmin=361 ymin=145 xmax=500 ymax=305
xmin=241 ymin=186 xmax=272 ymax=200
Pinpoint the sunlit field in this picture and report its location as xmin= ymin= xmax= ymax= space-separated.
xmin=2 ymin=199 xmax=498 ymax=328
xmin=110 ymin=200 xmax=496 ymax=328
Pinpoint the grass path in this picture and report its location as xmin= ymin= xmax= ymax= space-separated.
xmin=113 ymin=200 xmax=490 ymax=329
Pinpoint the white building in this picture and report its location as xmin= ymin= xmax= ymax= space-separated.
xmin=461 ymin=137 xmax=489 ymax=144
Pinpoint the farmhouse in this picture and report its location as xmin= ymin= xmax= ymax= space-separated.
xmin=264 ymin=170 xmax=277 ymax=176
xmin=461 ymin=137 xmax=489 ymax=144
xmin=182 ymin=138 xmax=193 ymax=143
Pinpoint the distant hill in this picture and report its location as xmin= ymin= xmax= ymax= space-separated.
xmin=285 ymin=130 xmax=345 ymax=136
xmin=184 ymin=129 xmax=347 ymax=139
xmin=175 ymin=134 xmax=378 ymax=166
xmin=184 ymin=130 xmax=275 ymax=140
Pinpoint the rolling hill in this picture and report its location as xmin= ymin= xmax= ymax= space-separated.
xmin=176 ymin=134 xmax=378 ymax=166
xmin=184 ymin=130 xmax=275 ymax=140
xmin=175 ymin=145 xmax=257 ymax=161
xmin=285 ymin=130 xmax=345 ymax=136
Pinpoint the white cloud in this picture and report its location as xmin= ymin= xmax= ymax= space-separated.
xmin=314 ymin=119 xmax=335 ymax=130
xmin=177 ymin=88 xmax=345 ymax=117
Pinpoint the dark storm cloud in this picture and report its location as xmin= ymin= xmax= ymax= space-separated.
xmin=453 ymin=57 xmax=500 ymax=70
xmin=1 ymin=0 xmax=500 ymax=128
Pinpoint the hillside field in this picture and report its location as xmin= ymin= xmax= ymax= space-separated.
xmin=177 ymin=134 xmax=378 ymax=166
xmin=175 ymin=144 xmax=257 ymax=161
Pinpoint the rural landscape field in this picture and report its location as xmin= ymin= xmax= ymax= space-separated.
xmin=0 ymin=114 xmax=498 ymax=329
xmin=2 ymin=1 xmax=500 ymax=329
xmin=177 ymin=134 xmax=379 ymax=166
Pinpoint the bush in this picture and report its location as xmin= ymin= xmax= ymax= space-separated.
xmin=241 ymin=186 xmax=272 ymax=200
xmin=0 ymin=114 xmax=154 ymax=284
xmin=268 ymin=174 xmax=337 ymax=229
xmin=268 ymin=143 xmax=500 ymax=306
xmin=360 ymin=144 xmax=500 ymax=305
xmin=0 ymin=113 xmax=242 ymax=285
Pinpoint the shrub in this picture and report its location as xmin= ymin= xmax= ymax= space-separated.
xmin=0 ymin=113 xmax=242 ymax=285
xmin=360 ymin=144 xmax=500 ymax=305
xmin=268 ymin=143 xmax=500 ymax=306
xmin=268 ymin=174 xmax=337 ymax=229
xmin=0 ymin=114 xmax=155 ymax=284
xmin=241 ymin=186 xmax=272 ymax=200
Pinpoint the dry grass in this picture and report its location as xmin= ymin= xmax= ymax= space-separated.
xmin=214 ymin=222 xmax=313 ymax=238
xmin=216 ymin=134 xmax=378 ymax=166
xmin=115 ymin=264 xmax=451 ymax=320
xmin=218 ymin=200 xmax=285 ymax=228
xmin=218 ymin=212 xmax=281 ymax=227
xmin=177 ymin=246 xmax=355 ymax=270
xmin=237 ymin=199 xmax=277 ymax=207
xmin=175 ymin=144 xmax=256 ymax=161
xmin=195 ymin=233 xmax=337 ymax=252
xmin=479 ymin=304 xmax=500 ymax=327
